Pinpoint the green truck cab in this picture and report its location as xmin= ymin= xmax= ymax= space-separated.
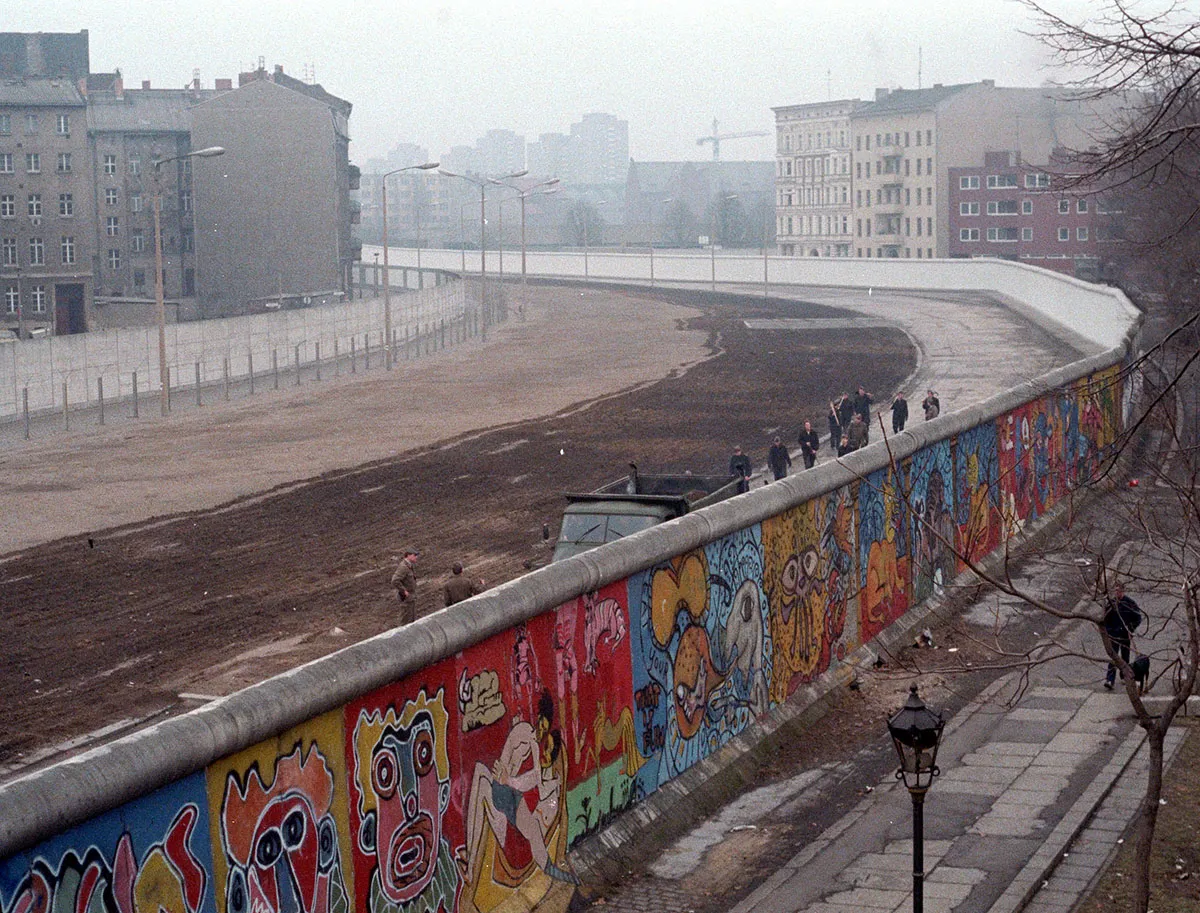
xmin=551 ymin=465 xmax=742 ymax=562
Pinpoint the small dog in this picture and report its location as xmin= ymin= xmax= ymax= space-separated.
xmin=1130 ymin=655 xmax=1150 ymax=694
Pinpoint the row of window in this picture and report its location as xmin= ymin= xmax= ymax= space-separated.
xmin=2 ymin=231 xmax=151 ymax=267
xmin=857 ymin=187 xmax=934 ymax=207
xmin=959 ymin=226 xmax=1091 ymax=242
xmin=856 ymin=217 xmax=935 ymax=237
xmin=959 ymin=173 xmax=1051 ymax=190
xmin=779 ymin=186 xmax=850 ymax=207
xmin=958 ymin=199 xmax=1091 ymax=216
xmin=0 ymin=152 xmax=74 ymax=174
xmin=778 ymin=128 xmax=849 ymax=153
xmin=855 ymin=130 xmax=934 ymax=151
xmin=779 ymin=214 xmax=851 ymax=236
xmin=856 ymin=247 xmax=936 ymax=258
xmin=4 ymin=285 xmax=48 ymax=314
xmin=855 ymin=156 xmax=935 ymax=179
xmin=0 ymin=113 xmax=71 ymax=136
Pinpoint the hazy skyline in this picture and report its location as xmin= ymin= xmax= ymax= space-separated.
xmin=12 ymin=1 xmax=1096 ymax=165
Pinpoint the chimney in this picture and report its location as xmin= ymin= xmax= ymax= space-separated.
xmin=875 ymin=88 xmax=889 ymax=102
xmin=215 ymin=78 xmax=232 ymax=91
xmin=142 ymin=80 xmax=151 ymax=89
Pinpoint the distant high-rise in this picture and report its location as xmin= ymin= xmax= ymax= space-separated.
xmin=570 ymin=113 xmax=628 ymax=185
xmin=476 ymin=128 xmax=525 ymax=176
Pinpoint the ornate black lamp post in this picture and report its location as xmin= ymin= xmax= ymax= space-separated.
xmin=887 ymin=684 xmax=945 ymax=913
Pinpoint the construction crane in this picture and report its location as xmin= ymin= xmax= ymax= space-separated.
xmin=697 ymin=118 xmax=769 ymax=162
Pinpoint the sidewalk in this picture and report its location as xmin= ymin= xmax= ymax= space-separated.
xmin=726 ymin=621 xmax=1187 ymax=913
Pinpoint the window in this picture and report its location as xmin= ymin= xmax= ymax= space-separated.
xmin=2 ymin=238 xmax=15 ymax=265
xmin=0 ymin=114 xmax=9 ymax=134
xmin=106 ymin=216 xmax=119 ymax=236
xmin=1022 ymin=227 xmax=1033 ymax=241
xmin=960 ymin=201 xmax=979 ymax=216
xmin=1077 ymin=199 xmax=1088 ymax=213
xmin=916 ymin=158 xmax=922 ymax=176
xmin=25 ymin=114 xmax=38 ymax=134
xmin=181 ymin=192 xmax=191 ymax=212
xmin=56 ymin=114 xmax=70 ymax=135
xmin=1058 ymin=227 xmax=1070 ymax=241
xmin=107 ymin=248 xmax=121 ymax=270
xmin=134 ymin=269 xmax=146 ymax=287
xmin=60 ymin=235 xmax=75 ymax=264
xmin=960 ymin=228 xmax=980 ymax=242
xmin=987 ymin=174 xmax=1018 ymax=188
xmin=987 ymin=227 xmax=1019 ymax=241
xmin=927 ymin=217 xmax=933 ymax=236
xmin=0 ymin=195 xmax=12 ymax=218
xmin=1025 ymin=173 xmax=1049 ymax=188
xmin=58 ymin=193 xmax=73 ymax=216
xmin=25 ymin=153 xmax=40 ymax=173
xmin=926 ymin=157 xmax=932 ymax=174
xmin=27 ymin=194 xmax=41 ymax=217
xmin=1022 ymin=200 xmax=1033 ymax=214
xmin=1077 ymin=226 xmax=1089 ymax=240
xmin=131 ymin=229 xmax=145 ymax=253
xmin=29 ymin=237 xmax=44 ymax=265
xmin=56 ymin=152 xmax=71 ymax=173
xmin=106 ymin=188 xmax=118 ymax=206
xmin=103 ymin=154 xmax=117 ymax=176
xmin=4 ymin=286 xmax=16 ymax=313
xmin=987 ymin=200 xmax=1019 ymax=215
xmin=0 ymin=153 xmax=12 ymax=173
xmin=128 ymin=158 xmax=140 ymax=175
xmin=1058 ymin=200 xmax=1070 ymax=214
xmin=926 ymin=130 xmax=932 ymax=144
xmin=960 ymin=175 xmax=980 ymax=190
xmin=31 ymin=285 xmax=45 ymax=313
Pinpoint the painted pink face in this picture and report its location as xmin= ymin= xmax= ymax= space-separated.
xmin=230 ymin=793 xmax=328 ymax=913
xmin=369 ymin=710 xmax=445 ymax=903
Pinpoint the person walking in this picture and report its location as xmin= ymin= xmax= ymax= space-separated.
xmin=846 ymin=413 xmax=869 ymax=451
xmin=444 ymin=562 xmax=485 ymax=607
xmin=391 ymin=548 xmax=420 ymax=624
xmin=827 ymin=402 xmax=843 ymax=452
xmin=922 ymin=389 xmax=941 ymax=421
xmin=729 ymin=446 xmax=753 ymax=493
xmin=1102 ymin=580 xmax=1143 ymax=690
xmin=836 ymin=393 xmax=855 ymax=434
xmin=837 ymin=433 xmax=853 ymax=457
xmin=852 ymin=386 xmax=874 ymax=423
xmin=767 ymin=437 xmax=792 ymax=480
xmin=798 ymin=421 xmax=821 ymax=469
xmin=891 ymin=392 xmax=909 ymax=434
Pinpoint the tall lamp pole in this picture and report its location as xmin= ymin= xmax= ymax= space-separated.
xmin=582 ymin=199 xmax=607 ymax=279
xmin=440 ymin=168 xmax=527 ymax=327
xmin=491 ymin=177 xmax=560 ymax=289
xmin=651 ymin=197 xmax=672 ymax=288
xmin=711 ymin=193 xmax=737 ymax=292
xmin=381 ymin=161 xmax=439 ymax=370
xmin=887 ymin=685 xmax=945 ymax=913
xmin=153 ymin=145 xmax=224 ymax=416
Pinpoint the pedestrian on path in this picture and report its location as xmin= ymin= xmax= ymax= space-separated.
xmin=391 ymin=548 xmax=420 ymax=624
xmin=444 ymin=561 xmax=485 ymax=607
xmin=767 ymin=437 xmax=792 ymax=480
xmin=729 ymin=446 xmax=752 ymax=493
xmin=852 ymin=386 xmax=874 ymax=423
xmin=798 ymin=421 xmax=821 ymax=469
xmin=1102 ymin=580 xmax=1143 ymax=689
xmin=827 ymin=402 xmax=842 ymax=452
xmin=891 ymin=392 xmax=909 ymax=433
xmin=846 ymin=413 xmax=869 ymax=450
xmin=922 ymin=389 xmax=941 ymax=421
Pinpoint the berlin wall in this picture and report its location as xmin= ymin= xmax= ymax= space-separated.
xmin=0 ymin=256 xmax=1139 ymax=913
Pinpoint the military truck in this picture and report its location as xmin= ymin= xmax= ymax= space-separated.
xmin=551 ymin=464 xmax=742 ymax=562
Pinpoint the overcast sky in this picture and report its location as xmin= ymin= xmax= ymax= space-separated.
xmin=13 ymin=0 xmax=1099 ymax=164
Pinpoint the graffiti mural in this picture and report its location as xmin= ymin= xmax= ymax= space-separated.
xmin=208 ymin=713 xmax=353 ymax=913
xmin=953 ymin=423 xmax=1002 ymax=571
xmin=908 ymin=442 xmax=956 ymax=605
xmin=1077 ymin=366 xmax=1122 ymax=482
xmin=858 ymin=466 xmax=908 ymax=644
xmin=1 ymin=777 xmax=215 ymax=913
xmin=629 ymin=528 xmax=770 ymax=798
xmin=348 ymin=670 xmax=461 ymax=913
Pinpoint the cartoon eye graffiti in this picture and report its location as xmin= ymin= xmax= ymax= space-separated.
xmin=373 ymin=750 xmax=397 ymax=798
xmin=255 ymin=828 xmax=283 ymax=868
xmin=414 ymin=729 xmax=434 ymax=776
xmin=318 ymin=818 xmax=337 ymax=872
xmin=781 ymin=555 xmax=799 ymax=592
xmin=282 ymin=809 xmax=306 ymax=849
xmin=739 ymin=588 xmax=755 ymax=622
xmin=359 ymin=810 xmax=377 ymax=853
xmin=228 ymin=869 xmax=248 ymax=913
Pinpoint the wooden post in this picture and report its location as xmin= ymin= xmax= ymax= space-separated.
xmin=223 ymin=357 xmax=230 ymax=400
xmin=315 ymin=342 xmax=321 ymax=381
xmin=132 ymin=371 xmax=139 ymax=418
xmin=249 ymin=351 xmax=255 ymax=395
xmin=273 ymin=349 xmax=279 ymax=390
xmin=196 ymin=362 xmax=203 ymax=406
xmin=62 ymin=382 xmax=69 ymax=431
xmin=98 ymin=377 xmax=105 ymax=425
xmin=351 ymin=336 xmax=357 ymax=374
xmin=295 ymin=344 xmax=302 ymax=386
xmin=23 ymin=388 xmax=30 ymax=439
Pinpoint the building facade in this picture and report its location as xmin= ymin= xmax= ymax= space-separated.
xmin=772 ymin=99 xmax=857 ymax=257
xmin=947 ymin=150 xmax=1121 ymax=278
xmin=1 ymin=32 xmax=94 ymax=336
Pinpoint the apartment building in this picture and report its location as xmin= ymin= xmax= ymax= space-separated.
xmin=1 ymin=56 xmax=94 ymax=336
xmin=948 ymin=150 xmax=1121 ymax=278
xmin=772 ymin=99 xmax=857 ymax=257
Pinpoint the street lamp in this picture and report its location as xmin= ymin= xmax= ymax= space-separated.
xmin=381 ymin=161 xmax=439 ymax=370
xmin=491 ymin=177 xmax=560 ymax=288
xmin=711 ymin=193 xmax=737 ymax=292
xmin=650 ymin=197 xmax=672 ymax=288
xmin=153 ymin=145 xmax=224 ymax=416
xmin=439 ymin=168 xmax=527 ymax=328
xmin=887 ymin=684 xmax=945 ymax=913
